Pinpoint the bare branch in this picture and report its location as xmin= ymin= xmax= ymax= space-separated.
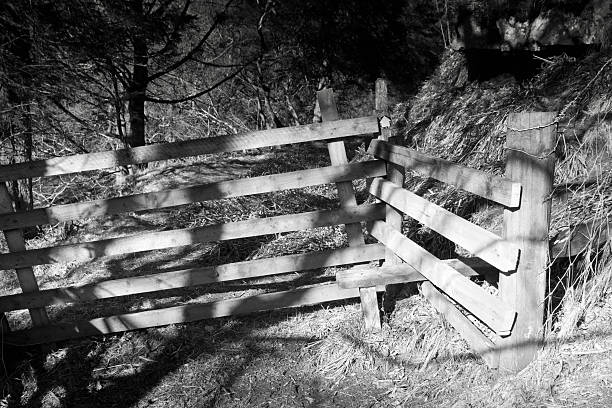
xmin=45 ymin=101 xmax=90 ymax=153
xmin=152 ymin=0 xmax=192 ymax=57
xmin=147 ymin=0 xmax=235 ymax=83
xmin=188 ymin=55 xmax=244 ymax=68
xmin=145 ymin=61 xmax=249 ymax=104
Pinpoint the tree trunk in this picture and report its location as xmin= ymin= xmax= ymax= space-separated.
xmin=5 ymin=97 xmax=36 ymax=238
xmin=127 ymin=0 xmax=148 ymax=148
xmin=10 ymin=105 xmax=34 ymax=213
xmin=6 ymin=23 xmax=35 ymax=215
xmin=128 ymin=36 xmax=148 ymax=148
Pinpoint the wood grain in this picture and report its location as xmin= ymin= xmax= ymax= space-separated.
xmin=421 ymin=281 xmax=499 ymax=368
xmin=368 ymin=139 xmax=522 ymax=208
xmin=0 ymin=183 xmax=49 ymax=327
xmin=336 ymin=257 xmax=499 ymax=288
xmin=0 ymin=204 xmax=385 ymax=269
xmin=5 ymin=283 xmax=370 ymax=345
xmin=318 ymin=89 xmax=365 ymax=247
xmin=0 ymin=161 xmax=386 ymax=230
xmin=318 ymin=88 xmax=379 ymax=331
xmin=374 ymin=78 xmax=405 ymax=266
xmin=0 ymin=117 xmax=379 ymax=181
xmin=368 ymin=220 xmax=516 ymax=335
xmin=498 ymin=112 xmax=556 ymax=372
xmin=0 ymin=244 xmax=385 ymax=311
xmin=369 ymin=177 xmax=519 ymax=272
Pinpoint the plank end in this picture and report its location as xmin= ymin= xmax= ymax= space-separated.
xmin=359 ymin=287 xmax=381 ymax=331
xmin=509 ymin=182 xmax=522 ymax=208
xmin=495 ymin=309 xmax=518 ymax=337
xmin=367 ymin=138 xmax=381 ymax=156
xmin=495 ymin=242 xmax=521 ymax=273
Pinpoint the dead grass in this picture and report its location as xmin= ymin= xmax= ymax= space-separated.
xmin=2 ymin=51 xmax=612 ymax=407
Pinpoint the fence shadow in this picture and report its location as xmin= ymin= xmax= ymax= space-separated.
xmin=0 ymin=112 xmax=385 ymax=406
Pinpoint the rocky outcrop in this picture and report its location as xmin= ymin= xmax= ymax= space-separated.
xmin=452 ymin=0 xmax=612 ymax=50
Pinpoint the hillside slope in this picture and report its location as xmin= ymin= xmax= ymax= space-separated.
xmin=393 ymin=48 xmax=612 ymax=338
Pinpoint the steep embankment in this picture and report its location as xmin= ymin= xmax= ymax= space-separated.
xmin=393 ymin=49 xmax=612 ymax=336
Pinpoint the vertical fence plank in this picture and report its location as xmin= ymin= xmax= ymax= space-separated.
xmin=375 ymin=79 xmax=405 ymax=266
xmin=498 ymin=112 xmax=556 ymax=372
xmin=318 ymin=88 xmax=381 ymax=331
xmin=0 ymin=183 xmax=49 ymax=327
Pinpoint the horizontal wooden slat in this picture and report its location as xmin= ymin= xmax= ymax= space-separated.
xmin=369 ymin=178 xmax=519 ymax=272
xmin=368 ymin=220 xmax=516 ymax=335
xmin=0 ymin=204 xmax=385 ymax=269
xmin=368 ymin=139 xmax=521 ymax=208
xmin=421 ymin=281 xmax=499 ymax=368
xmin=336 ymin=257 xmax=498 ymax=289
xmin=0 ymin=244 xmax=385 ymax=311
xmin=0 ymin=117 xmax=379 ymax=182
xmin=5 ymin=283 xmax=375 ymax=345
xmin=0 ymin=160 xmax=386 ymax=229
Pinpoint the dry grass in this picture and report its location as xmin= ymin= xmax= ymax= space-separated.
xmin=2 ymin=51 xmax=612 ymax=407
xmin=395 ymin=49 xmax=612 ymax=341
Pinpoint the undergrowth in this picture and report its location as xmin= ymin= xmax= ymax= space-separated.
xmin=395 ymin=49 xmax=612 ymax=341
xmin=0 ymin=50 xmax=611 ymax=407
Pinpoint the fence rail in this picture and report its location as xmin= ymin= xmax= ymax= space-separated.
xmin=0 ymin=116 xmax=378 ymax=181
xmin=0 ymin=90 xmax=565 ymax=373
xmin=336 ymin=257 xmax=498 ymax=289
xmin=368 ymin=139 xmax=521 ymax=207
xmin=0 ymin=101 xmax=390 ymax=346
xmin=0 ymin=203 xmax=385 ymax=269
xmin=5 ymin=283 xmax=384 ymax=345
xmin=367 ymin=220 xmax=516 ymax=335
xmin=0 ymin=160 xmax=386 ymax=229
xmin=0 ymin=245 xmax=384 ymax=312
xmin=368 ymin=177 xmax=519 ymax=272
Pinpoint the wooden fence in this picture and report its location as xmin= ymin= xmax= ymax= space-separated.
xmin=0 ymin=85 xmax=558 ymax=372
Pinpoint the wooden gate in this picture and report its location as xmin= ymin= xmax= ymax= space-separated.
xmin=0 ymin=87 xmax=556 ymax=372
xmin=338 ymin=109 xmax=556 ymax=371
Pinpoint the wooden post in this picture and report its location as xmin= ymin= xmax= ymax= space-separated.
xmin=498 ymin=112 xmax=556 ymax=372
xmin=317 ymin=88 xmax=381 ymax=331
xmin=375 ymin=79 xmax=405 ymax=265
xmin=0 ymin=183 xmax=49 ymax=327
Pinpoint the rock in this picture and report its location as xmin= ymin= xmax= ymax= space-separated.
xmin=452 ymin=0 xmax=612 ymax=50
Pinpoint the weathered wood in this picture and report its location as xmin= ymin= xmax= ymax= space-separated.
xmin=0 ymin=161 xmax=387 ymax=230
xmin=0 ymin=203 xmax=385 ymax=270
xmin=4 ymin=283 xmax=368 ymax=345
xmin=336 ymin=257 xmax=499 ymax=289
xmin=368 ymin=139 xmax=522 ymax=208
xmin=421 ymin=281 xmax=499 ymax=369
xmin=0 ymin=183 xmax=49 ymax=327
xmin=0 ymin=117 xmax=379 ymax=182
xmin=383 ymin=166 xmax=405 ymax=263
xmin=369 ymin=177 xmax=519 ymax=272
xmin=498 ymin=112 xmax=556 ymax=372
xmin=318 ymin=90 xmax=364 ymax=247
xmin=374 ymin=78 xmax=405 ymax=266
xmin=318 ymin=88 xmax=380 ymax=331
xmin=359 ymin=287 xmax=380 ymax=329
xmin=375 ymin=79 xmax=390 ymax=119
xmin=0 ymin=245 xmax=385 ymax=311
xmin=368 ymin=220 xmax=516 ymax=335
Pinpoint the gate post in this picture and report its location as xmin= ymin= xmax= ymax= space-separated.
xmin=317 ymin=88 xmax=381 ymax=331
xmin=498 ymin=112 xmax=556 ymax=371
xmin=375 ymin=79 xmax=405 ymax=266
xmin=0 ymin=182 xmax=50 ymax=328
